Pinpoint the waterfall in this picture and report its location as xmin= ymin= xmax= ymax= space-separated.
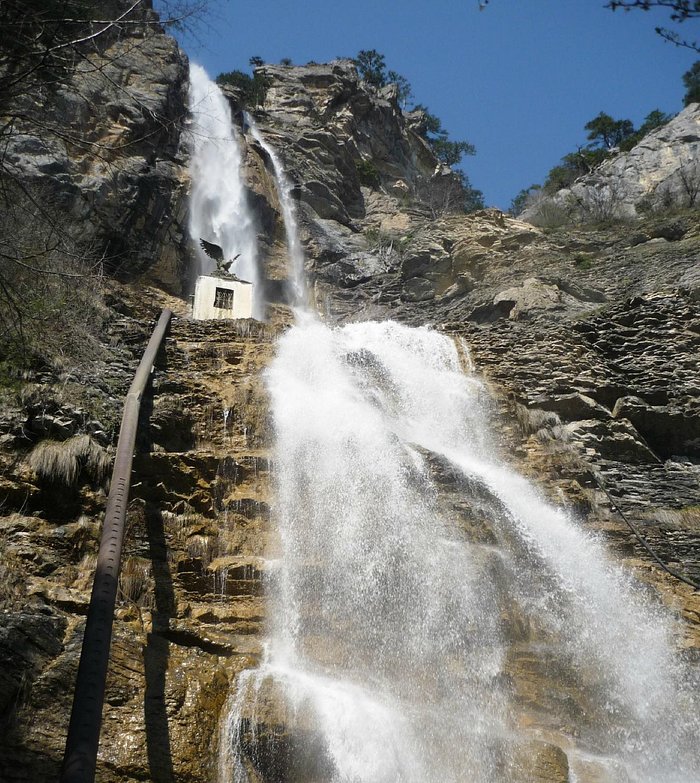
xmin=201 ymin=76 xmax=699 ymax=783
xmin=220 ymin=315 xmax=700 ymax=783
xmin=187 ymin=64 xmax=262 ymax=318
xmin=245 ymin=114 xmax=309 ymax=307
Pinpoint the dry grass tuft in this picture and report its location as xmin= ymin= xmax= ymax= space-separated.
xmin=119 ymin=556 xmax=153 ymax=606
xmin=515 ymin=404 xmax=561 ymax=437
xmin=0 ymin=544 xmax=27 ymax=611
xmin=28 ymin=434 xmax=111 ymax=486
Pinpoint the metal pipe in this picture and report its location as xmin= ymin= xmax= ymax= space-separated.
xmin=59 ymin=308 xmax=172 ymax=783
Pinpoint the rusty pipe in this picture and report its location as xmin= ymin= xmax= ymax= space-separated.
xmin=59 ymin=308 xmax=172 ymax=783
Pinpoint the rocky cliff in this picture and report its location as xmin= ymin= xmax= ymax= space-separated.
xmin=1 ymin=14 xmax=699 ymax=783
xmin=1 ymin=0 xmax=191 ymax=292
xmin=523 ymin=103 xmax=700 ymax=224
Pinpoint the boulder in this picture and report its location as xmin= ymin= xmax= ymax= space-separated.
xmin=494 ymin=278 xmax=564 ymax=319
xmin=534 ymin=392 xmax=611 ymax=422
xmin=565 ymin=418 xmax=659 ymax=463
xmin=613 ymin=396 xmax=700 ymax=459
xmin=401 ymin=277 xmax=436 ymax=302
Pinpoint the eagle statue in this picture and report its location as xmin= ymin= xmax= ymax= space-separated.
xmin=199 ymin=238 xmax=241 ymax=274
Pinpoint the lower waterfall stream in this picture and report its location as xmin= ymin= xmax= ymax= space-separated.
xmin=184 ymin=66 xmax=699 ymax=783
xmin=219 ymin=316 xmax=699 ymax=783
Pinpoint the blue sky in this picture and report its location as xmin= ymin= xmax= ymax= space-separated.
xmin=175 ymin=0 xmax=698 ymax=210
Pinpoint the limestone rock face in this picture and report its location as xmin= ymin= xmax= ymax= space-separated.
xmin=244 ymin=60 xmax=462 ymax=228
xmin=523 ymin=104 xmax=700 ymax=223
xmin=2 ymin=1 xmax=191 ymax=292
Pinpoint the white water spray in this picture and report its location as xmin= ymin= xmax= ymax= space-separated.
xmin=187 ymin=65 xmax=262 ymax=317
xmin=220 ymin=315 xmax=699 ymax=782
xmin=245 ymin=114 xmax=308 ymax=307
xmin=204 ymin=84 xmax=699 ymax=782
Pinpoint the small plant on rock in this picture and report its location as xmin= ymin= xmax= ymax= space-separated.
xmin=573 ymin=252 xmax=595 ymax=269
xmin=355 ymin=158 xmax=381 ymax=188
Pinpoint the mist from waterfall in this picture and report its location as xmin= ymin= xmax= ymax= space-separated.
xmin=245 ymin=113 xmax=309 ymax=308
xmin=187 ymin=64 xmax=262 ymax=317
xmin=210 ymin=92 xmax=699 ymax=783
xmin=220 ymin=314 xmax=699 ymax=782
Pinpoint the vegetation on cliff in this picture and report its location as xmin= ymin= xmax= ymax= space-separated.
xmin=350 ymin=49 xmax=483 ymax=209
xmin=508 ymin=59 xmax=700 ymax=217
xmin=682 ymin=59 xmax=700 ymax=102
xmin=216 ymin=57 xmax=272 ymax=107
xmin=0 ymin=180 xmax=107 ymax=386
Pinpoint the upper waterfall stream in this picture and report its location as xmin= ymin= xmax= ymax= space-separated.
xmin=187 ymin=65 xmax=262 ymax=317
xmin=246 ymin=113 xmax=309 ymax=308
xmin=220 ymin=318 xmax=699 ymax=783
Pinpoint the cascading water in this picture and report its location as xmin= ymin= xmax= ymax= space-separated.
xmin=211 ymin=101 xmax=699 ymax=783
xmin=219 ymin=319 xmax=699 ymax=782
xmin=187 ymin=64 xmax=262 ymax=317
xmin=245 ymin=114 xmax=308 ymax=307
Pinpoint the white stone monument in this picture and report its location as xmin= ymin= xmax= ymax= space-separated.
xmin=192 ymin=274 xmax=253 ymax=320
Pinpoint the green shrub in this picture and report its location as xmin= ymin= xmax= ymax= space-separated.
xmin=683 ymin=61 xmax=700 ymax=106
xmin=573 ymin=252 xmax=594 ymax=269
xmin=355 ymin=159 xmax=381 ymax=188
xmin=216 ymin=70 xmax=272 ymax=107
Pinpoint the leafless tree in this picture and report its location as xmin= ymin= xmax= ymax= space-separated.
xmin=571 ymin=181 xmax=626 ymax=223
xmin=414 ymin=171 xmax=469 ymax=218
xmin=607 ymin=2 xmax=700 ymax=51
xmin=678 ymin=160 xmax=700 ymax=205
xmin=480 ymin=1 xmax=700 ymax=51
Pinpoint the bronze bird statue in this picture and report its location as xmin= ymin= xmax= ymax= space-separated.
xmin=199 ymin=238 xmax=241 ymax=274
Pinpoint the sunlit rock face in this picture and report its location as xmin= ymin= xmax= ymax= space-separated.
xmin=250 ymin=60 xmax=455 ymax=225
xmin=522 ymin=103 xmax=700 ymax=224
